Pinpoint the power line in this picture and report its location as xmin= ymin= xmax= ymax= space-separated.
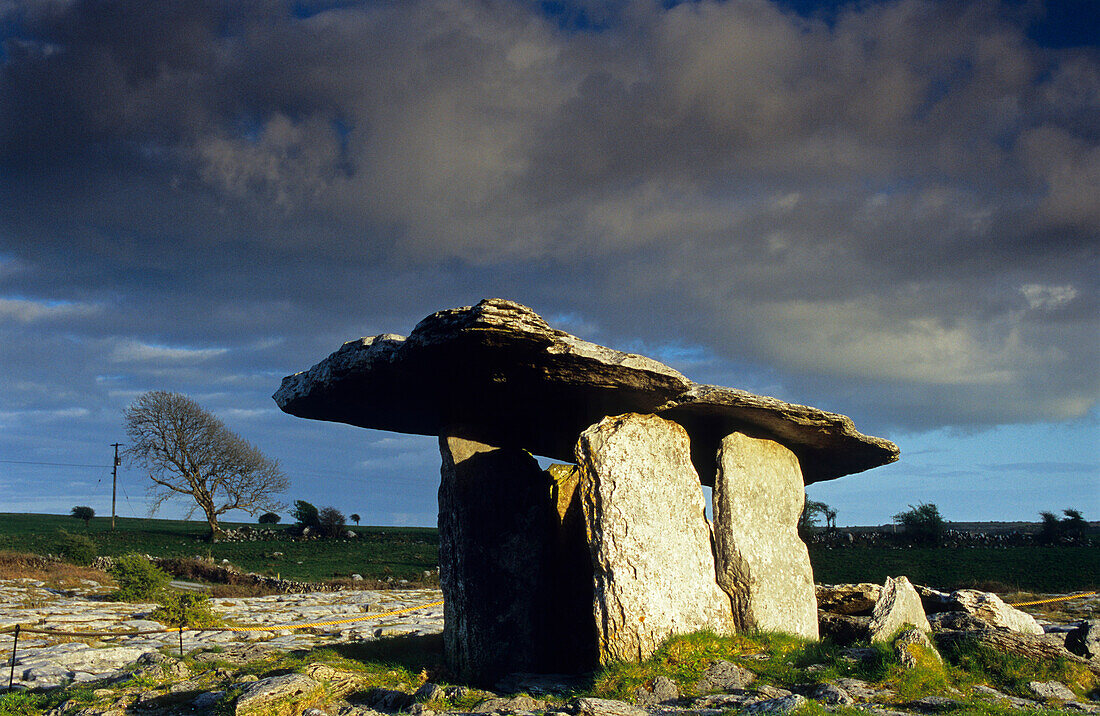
xmin=0 ymin=459 xmax=113 ymax=468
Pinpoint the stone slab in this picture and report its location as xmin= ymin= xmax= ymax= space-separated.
xmin=274 ymin=299 xmax=898 ymax=484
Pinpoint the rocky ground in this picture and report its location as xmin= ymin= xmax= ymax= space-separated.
xmin=1 ymin=577 xmax=1098 ymax=715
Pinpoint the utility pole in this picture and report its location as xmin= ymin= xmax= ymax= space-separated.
xmin=111 ymin=443 xmax=121 ymax=530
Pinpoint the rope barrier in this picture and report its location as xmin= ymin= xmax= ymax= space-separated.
xmin=3 ymin=598 xmax=444 ymax=689
xmin=1006 ymin=591 xmax=1097 ymax=608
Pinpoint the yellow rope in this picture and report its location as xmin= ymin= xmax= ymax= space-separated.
xmin=1007 ymin=591 xmax=1097 ymax=607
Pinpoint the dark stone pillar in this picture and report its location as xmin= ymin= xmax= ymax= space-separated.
xmin=438 ymin=436 xmax=557 ymax=685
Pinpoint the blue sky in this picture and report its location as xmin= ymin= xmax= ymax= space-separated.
xmin=1 ymin=0 xmax=1097 ymax=527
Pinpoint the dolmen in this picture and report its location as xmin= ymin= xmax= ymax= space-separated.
xmin=274 ymin=299 xmax=899 ymax=684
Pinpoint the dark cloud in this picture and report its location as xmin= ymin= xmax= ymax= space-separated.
xmin=0 ymin=0 xmax=1096 ymax=446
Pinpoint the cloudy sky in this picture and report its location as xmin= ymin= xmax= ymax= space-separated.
xmin=1 ymin=0 xmax=1096 ymax=528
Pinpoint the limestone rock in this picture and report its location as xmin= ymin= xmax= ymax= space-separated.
xmin=744 ymin=694 xmax=806 ymax=714
xmin=438 ymin=436 xmax=566 ymax=683
xmin=868 ymin=576 xmax=930 ymax=642
xmin=894 ymin=627 xmax=942 ymax=668
xmin=1027 ymin=680 xmax=1076 ymax=701
xmin=927 ymin=611 xmax=991 ymax=632
xmin=694 ymin=660 xmax=756 ymax=692
xmin=633 ymin=676 xmax=680 ymax=706
xmin=948 ymin=590 xmax=1044 ymax=634
xmin=1066 ymin=620 xmax=1100 ymax=660
xmin=811 ymin=682 xmax=854 ymax=705
xmin=573 ymin=697 xmax=649 ymax=716
xmin=235 ymin=673 xmax=323 ymax=716
xmin=712 ymin=432 xmax=817 ymax=638
xmin=577 ymin=413 xmax=734 ymax=664
xmin=275 ymin=299 xmax=898 ymax=485
xmin=816 ymin=583 xmax=882 ymax=615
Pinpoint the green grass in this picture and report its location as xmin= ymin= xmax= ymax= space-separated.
xmin=3 ymin=513 xmax=1098 ymax=592
xmin=808 ymin=545 xmax=1100 ymax=593
xmin=0 ymin=513 xmax=438 ymax=583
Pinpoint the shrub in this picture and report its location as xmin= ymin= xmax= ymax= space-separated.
xmin=150 ymin=591 xmax=220 ymax=629
xmin=1040 ymin=508 xmax=1088 ymax=544
xmin=258 ymin=512 xmax=281 ymax=525
xmin=110 ymin=553 xmax=170 ymax=601
xmin=350 ymin=513 xmax=361 ymax=526
xmin=70 ymin=505 xmax=95 ymax=526
xmin=318 ymin=506 xmax=346 ymax=539
xmin=893 ymin=503 xmax=945 ymax=546
xmin=291 ymin=500 xmax=320 ymax=529
xmin=57 ymin=530 xmax=97 ymax=566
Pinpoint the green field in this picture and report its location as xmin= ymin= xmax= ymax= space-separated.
xmin=808 ymin=544 xmax=1100 ymax=593
xmin=0 ymin=513 xmax=438 ymax=583
xmin=1 ymin=513 xmax=1097 ymax=592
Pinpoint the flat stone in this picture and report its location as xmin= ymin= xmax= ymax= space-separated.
xmin=577 ymin=414 xmax=734 ymax=664
xmin=572 ymin=697 xmax=648 ymax=716
xmin=633 ymin=675 xmax=679 ymax=706
xmin=744 ymin=694 xmax=806 ymax=714
xmin=818 ymin=611 xmax=871 ymax=643
xmin=810 ymin=682 xmax=854 ymax=705
xmin=274 ymin=299 xmax=897 ymax=484
xmin=235 ymin=674 xmax=324 ymax=715
xmin=1027 ymin=680 xmax=1076 ymax=701
xmin=869 ymin=576 xmax=930 ymax=642
xmin=712 ymin=432 xmax=817 ymax=637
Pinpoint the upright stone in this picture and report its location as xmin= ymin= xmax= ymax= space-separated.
xmin=438 ymin=436 xmax=556 ymax=684
xmin=868 ymin=576 xmax=931 ymax=642
xmin=577 ymin=413 xmax=734 ymax=664
xmin=712 ymin=432 xmax=818 ymax=638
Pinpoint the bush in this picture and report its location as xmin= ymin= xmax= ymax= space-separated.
xmin=291 ymin=500 xmax=320 ymax=529
xmin=350 ymin=513 xmax=361 ymax=526
xmin=70 ymin=505 xmax=95 ymax=526
xmin=318 ymin=506 xmax=346 ymax=539
xmin=1040 ymin=508 xmax=1088 ymax=544
xmin=57 ymin=530 xmax=97 ymax=566
xmin=258 ymin=512 xmax=281 ymax=525
xmin=110 ymin=553 xmax=171 ymax=601
xmin=893 ymin=503 xmax=945 ymax=546
xmin=150 ymin=591 xmax=220 ymax=628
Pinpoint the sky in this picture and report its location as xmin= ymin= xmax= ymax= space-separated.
xmin=0 ymin=0 xmax=1097 ymax=528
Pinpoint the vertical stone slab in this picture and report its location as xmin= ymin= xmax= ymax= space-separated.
xmin=713 ymin=432 xmax=819 ymax=639
xmin=577 ymin=413 xmax=734 ymax=664
xmin=438 ymin=436 xmax=555 ymax=684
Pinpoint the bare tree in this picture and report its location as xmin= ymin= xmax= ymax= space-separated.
xmin=124 ymin=391 xmax=288 ymax=539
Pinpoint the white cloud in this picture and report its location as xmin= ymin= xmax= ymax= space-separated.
xmin=0 ymin=297 xmax=100 ymax=323
xmin=109 ymin=340 xmax=228 ymax=364
xmin=1021 ymin=284 xmax=1078 ymax=310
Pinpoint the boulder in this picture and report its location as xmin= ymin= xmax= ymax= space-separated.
xmin=816 ymin=583 xmax=882 ymax=615
xmin=274 ymin=299 xmax=898 ymax=485
xmin=438 ymin=436 xmax=569 ymax=683
xmin=712 ymin=432 xmax=818 ymax=638
xmin=1027 ymin=680 xmax=1076 ymax=701
xmin=948 ymin=590 xmax=1043 ymax=635
xmin=818 ymin=612 xmax=871 ymax=643
xmin=577 ymin=413 xmax=735 ymax=664
xmin=633 ymin=676 xmax=680 ymax=706
xmin=1066 ymin=620 xmax=1100 ymax=660
xmin=868 ymin=576 xmax=930 ymax=642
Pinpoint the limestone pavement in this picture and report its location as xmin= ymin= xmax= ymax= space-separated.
xmin=0 ymin=578 xmax=444 ymax=690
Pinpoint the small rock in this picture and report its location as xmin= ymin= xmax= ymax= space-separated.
xmin=352 ymin=574 xmax=364 ymax=581
xmin=367 ymin=687 xmax=415 ymax=712
xmin=633 ymin=675 xmax=679 ymax=706
xmin=1027 ymin=680 xmax=1076 ymax=701
xmin=906 ymin=695 xmax=961 ymax=712
xmin=572 ymin=697 xmax=648 ymax=716
xmin=744 ymin=694 xmax=806 ymax=714
xmin=473 ymin=695 xmax=548 ymax=713
xmin=927 ymin=611 xmax=990 ymax=632
xmin=694 ymin=659 xmax=755 ymax=692
xmin=193 ymin=691 xmax=224 ymax=708
xmin=810 ymin=682 xmax=854 ymax=705
xmin=414 ymin=683 xmax=445 ymax=702
xmin=894 ymin=627 xmax=942 ymax=668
